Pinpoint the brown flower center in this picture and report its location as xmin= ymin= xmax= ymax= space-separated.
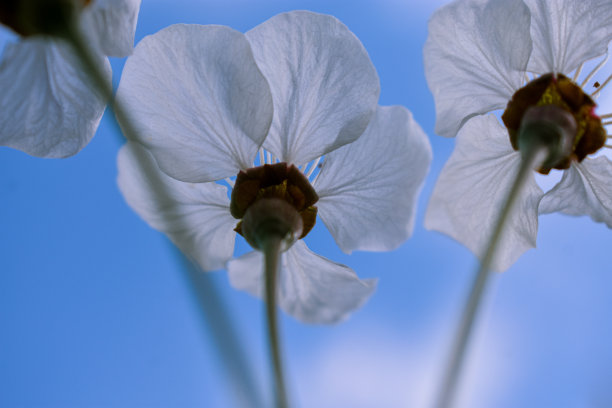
xmin=0 ymin=0 xmax=91 ymax=37
xmin=501 ymin=73 xmax=607 ymax=174
xmin=230 ymin=162 xmax=318 ymax=249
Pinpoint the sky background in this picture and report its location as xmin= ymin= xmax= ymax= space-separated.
xmin=2 ymin=1 xmax=612 ymax=407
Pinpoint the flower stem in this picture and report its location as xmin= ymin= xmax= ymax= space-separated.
xmin=262 ymin=236 xmax=290 ymax=408
xmin=175 ymin=249 xmax=265 ymax=408
xmin=64 ymin=19 xmax=139 ymax=144
xmin=64 ymin=20 xmax=264 ymax=408
xmin=434 ymin=143 xmax=548 ymax=408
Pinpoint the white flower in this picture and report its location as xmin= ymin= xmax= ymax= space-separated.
xmin=424 ymin=0 xmax=612 ymax=271
xmin=0 ymin=0 xmax=141 ymax=157
xmin=116 ymin=11 xmax=432 ymax=323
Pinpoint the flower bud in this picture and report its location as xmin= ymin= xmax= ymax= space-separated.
xmin=502 ymin=73 xmax=606 ymax=174
xmin=518 ymin=105 xmax=576 ymax=172
xmin=241 ymin=198 xmax=304 ymax=252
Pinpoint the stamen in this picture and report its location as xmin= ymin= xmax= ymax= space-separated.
xmin=259 ymin=148 xmax=265 ymax=166
xmin=605 ymin=144 xmax=612 ymax=149
xmin=600 ymin=113 xmax=612 ymax=119
xmin=271 ymin=154 xmax=278 ymax=164
xmin=581 ymin=54 xmax=609 ymax=88
xmin=225 ymin=177 xmax=235 ymax=188
xmin=306 ymin=156 xmax=321 ymax=179
xmin=266 ymin=151 xmax=271 ymax=165
xmin=591 ymin=72 xmax=612 ymax=98
xmin=311 ymin=167 xmax=323 ymax=185
xmin=524 ymin=72 xmax=530 ymax=85
xmin=603 ymin=120 xmax=612 ymax=126
xmin=572 ymin=62 xmax=584 ymax=82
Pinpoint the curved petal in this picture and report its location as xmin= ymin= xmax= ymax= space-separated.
xmin=314 ymin=105 xmax=432 ymax=253
xmin=539 ymin=156 xmax=612 ymax=227
xmin=424 ymin=0 xmax=531 ymax=138
xmin=84 ymin=0 xmax=142 ymax=57
xmin=117 ymin=142 xmax=236 ymax=271
xmin=227 ymin=241 xmax=377 ymax=324
xmin=525 ymin=0 xmax=612 ymax=74
xmin=246 ymin=11 xmax=380 ymax=165
xmin=424 ymin=115 xmax=544 ymax=272
xmin=0 ymin=37 xmax=109 ymax=157
xmin=116 ymin=24 xmax=273 ymax=182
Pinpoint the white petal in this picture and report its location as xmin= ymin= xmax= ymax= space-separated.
xmin=84 ymin=0 xmax=142 ymax=57
xmin=525 ymin=0 xmax=612 ymax=74
xmin=425 ymin=115 xmax=544 ymax=272
xmin=227 ymin=241 xmax=377 ymax=324
xmin=246 ymin=11 xmax=380 ymax=165
xmin=314 ymin=105 xmax=432 ymax=253
xmin=116 ymin=24 xmax=273 ymax=182
xmin=424 ymin=0 xmax=531 ymax=138
xmin=0 ymin=38 xmax=109 ymax=157
xmin=117 ymin=142 xmax=236 ymax=271
xmin=539 ymin=156 xmax=612 ymax=227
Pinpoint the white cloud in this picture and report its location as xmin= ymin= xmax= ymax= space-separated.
xmin=292 ymin=315 xmax=521 ymax=408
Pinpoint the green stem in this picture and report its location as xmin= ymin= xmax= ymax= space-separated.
xmin=175 ymin=249 xmax=265 ymax=408
xmin=434 ymin=144 xmax=548 ymax=408
xmin=64 ymin=19 xmax=139 ymax=144
xmin=64 ymin=20 xmax=264 ymax=408
xmin=263 ymin=237 xmax=289 ymax=408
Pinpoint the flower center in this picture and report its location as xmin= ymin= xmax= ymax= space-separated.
xmin=230 ymin=162 xmax=318 ymax=250
xmin=501 ymin=73 xmax=607 ymax=174
xmin=0 ymin=0 xmax=91 ymax=37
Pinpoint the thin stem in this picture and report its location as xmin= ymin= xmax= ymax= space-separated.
xmin=434 ymin=144 xmax=547 ymax=408
xmin=175 ymin=249 xmax=265 ymax=408
xmin=263 ymin=237 xmax=289 ymax=408
xmin=64 ymin=20 xmax=264 ymax=408
xmin=64 ymin=20 xmax=139 ymax=144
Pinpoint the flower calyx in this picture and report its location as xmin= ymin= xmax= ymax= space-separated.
xmin=0 ymin=0 xmax=89 ymax=37
xmin=502 ymin=73 xmax=607 ymax=174
xmin=230 ymin=162 xmax=318 ymax=251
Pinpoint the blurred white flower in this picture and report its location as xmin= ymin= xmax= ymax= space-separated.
xmin=116 ymin=11 xmax=432 ymax=323
xmin=0 ymin=0 xmax=141 ymax=157
xmin=424 ymin=0 xmax=612 ymax=271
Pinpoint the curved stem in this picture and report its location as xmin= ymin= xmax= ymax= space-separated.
xmin=434 ymin=144 xmax=548 ymax=408
xmin=263 ymin=237 xmax=289 ymax=408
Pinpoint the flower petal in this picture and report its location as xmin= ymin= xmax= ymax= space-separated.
xmin=117 ymin=142 xmax=236 ymax=271
xmin=314 ymin=105 xmax=432 ymax=253
xmin=539 ymin=156 xmax=612 ymax=227
xmin=116 ymin=24 xmax=273 ymax=182
xmin=424 ymin=115 xmax=544 ymax=272
xmin=227 ymin=241 xmax=377 ymax=324
xmin=424 ymin=0 xmax=532 ymax=138
xmin=246 ymin=11 xmax=380 ymax=165
xmin=525 ymin=0 xmax=612 ymax=74
xmin=84 ymin=0 xmax=142 ymax=57
xmin=0 ymin=38 xmax=109 ymax=157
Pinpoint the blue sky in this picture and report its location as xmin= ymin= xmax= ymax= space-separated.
xmin=1 ymin=1 xmax=612 ymax=407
